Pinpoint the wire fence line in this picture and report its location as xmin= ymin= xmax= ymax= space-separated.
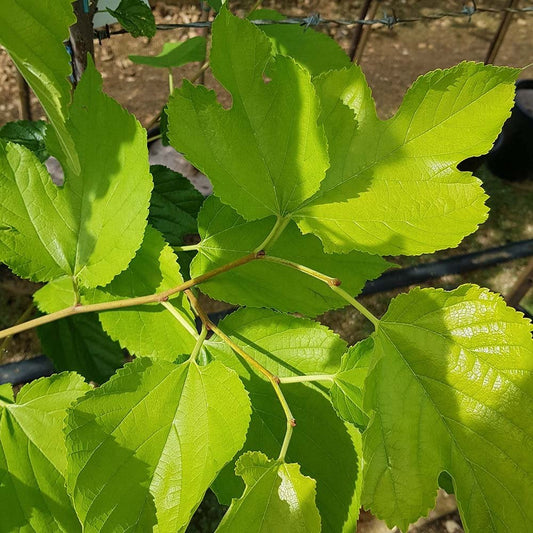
xmin=96 ymin=3 xmax=533 ymax=39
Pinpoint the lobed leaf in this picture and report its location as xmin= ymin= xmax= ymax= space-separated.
xmin=167 ymin=9 xmax=328 ymax=221
xmin=362 ymin=284 xmax=533 ymax=531
xmin=217 ymin=451 xmax=321 ymax=532
xmin=0 ymin=373 xmax=90 ymax=532
xmin=130 ymin=37 xmax=206 ymax=69
xmin=191 ymin=196 xmax=392 ymax=316
xmin=294 ymin=62 xmax=519 ymax=255
xmin=66 ymin=357 xmax=251 ymax=532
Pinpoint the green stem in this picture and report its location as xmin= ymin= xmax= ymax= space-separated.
xmin=185 ymin=289 xmax=295 ymax=460
xmin=330 ymin=285 xmax=380 ymax=327
xmin=278 ymin=374 xmax=335 ymax=384
xmin=173 ymin=244 xmax=200 ymax=252
xmin=160 ymin=301 xmax=199 ymax=338
xmin=147 ymin=133 xmax=162 ymax=143
xmin=0 ymin=252 xmax=262 ymax=341
xmin=168 ymin=68 xmax=174 ymax=94
xmin=260 ymin=255 xmax=340 ymax=286
xmin=254 ymin=216 xmax=290 ymax=253
xmin=260 ymin=254 xmax=380 ymax=327
xmin=189 ymin=325 xmax=208 ymax=362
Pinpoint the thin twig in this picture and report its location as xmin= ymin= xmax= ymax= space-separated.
xmin=0 ymin=252 xmax=261 ymax=341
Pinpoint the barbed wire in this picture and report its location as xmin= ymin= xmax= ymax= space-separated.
xmin=95 ymin=3 xmax=533 ymax=40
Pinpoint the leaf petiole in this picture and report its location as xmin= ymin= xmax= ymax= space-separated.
xmin=278 ymin=374 xmax=335 ymax=384
xmin=189 ymin=325 xmax=208 ymax=362
xmin=253 ymin=216 xmax=291 ymax=253
xmin=160 ymin=300 xmax=198 ymax=338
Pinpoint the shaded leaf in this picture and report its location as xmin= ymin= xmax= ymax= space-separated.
xmin=0 ymin=120 xmax=49 ymax=162
xmin=108 ymin=0 xmax=156 ymax=38
xmin=37 ymin=314 xmax=124 ymax=384
xmin=148 ymin=165 xmax=204 ymax=246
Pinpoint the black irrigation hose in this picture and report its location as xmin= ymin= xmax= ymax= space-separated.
xmin=361 ymin=239 xmax=533 ymax=295
xmin=1 ymin=240 xmax=532 ymax=386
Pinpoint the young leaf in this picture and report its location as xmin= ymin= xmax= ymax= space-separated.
xmin=0 ymin=0 xmax=78 ymax=173
xmin=0 ymin=373 xmax=90 ymax=532
xmin=83 ymin=225 xmax=197 ymax=360
xmin=362 ymin=284 xmax=533 ymax=531
xmin=0 ymin=120 xmax=49 ymax=162
xmin=0 ymin=63 xmax=152 ymax=287
xmin=295 ymin=62 xmax=520 ymax=255
xmin=130 ymin=37 xmax=206 ymax=68
xmin=249 ymin=9 xmax=351 ymax=76
xmin=148 ymin=165 xmax=204 ymax=246
xmin=205 ymin=310 xmax=362 ymax=533
xmin=217 ymin=452 xmax=321 ymax=532
xmin=37 ymin=315 xmax=124 ymax=384
xmin=191 ymin=196 xmax=392 ymax=316
xmin=330 ymin=338 xmax=373 ymax=430
xmin=167 ymin=9 xmax=328 ymax=221
xmin=108 ymin=0 xmax=156 ymax=38
xmin=66 ymin=358 xmax=251 ymax=533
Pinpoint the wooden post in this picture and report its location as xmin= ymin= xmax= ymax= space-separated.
xmin=69 ymin=0 xmax=96 ymax=84
xmin=349 ymin=0 xmax=379 ymax=64
xmin=16 ymin=71 xmax=32 ymax=121
xmin=485 ymin=0 xmax=520 ymax=64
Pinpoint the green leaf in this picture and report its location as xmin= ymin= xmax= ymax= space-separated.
xmin=295 ymin=62 xmax=519 ymax=255
xmin=66 ymin=357 xmax=251 ymax=532
xmin=167 ymin=9 xmax=328 ymax=221
xmin=205 ymin=309 xmax=362 ymax=533
xmin=362 ymin=284 xmax=533 ymax=531
xmin=130 ymin=37 xmax=206 ymax=68
xmin=249 ymin=9 xmax=351 ymax=76
xmin=0 ymin=0 xmax=78 ymax=173
xmin=0 ymin=373 xmax=90 ymax=532
xmin=330 ymin=338 xmax=373 ymax=430
xmin=83 ymin=225 xmax=197 ymax=360
xmin=108 ymin=0 xmax=156 ymax=38
xmin=217 ymin=452 xmax=321 ymax=532
xmin=205 ymin=0 xmax=225 ymax=11
xmin=191 ymin=197 xmax=392 ymax=316
xmin=0 ymin=120 xmax=49 ymax=162
xmin=37 ymin=314 xmax=124 ymax=383
xmin=0 ymin=63 xmax=152 ymax=287
xmin=148 ymin=165 xmax=204 ymax=246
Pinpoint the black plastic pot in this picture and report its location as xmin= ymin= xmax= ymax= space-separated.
xmin=486 ymin=79 xmax=533 ymax=181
